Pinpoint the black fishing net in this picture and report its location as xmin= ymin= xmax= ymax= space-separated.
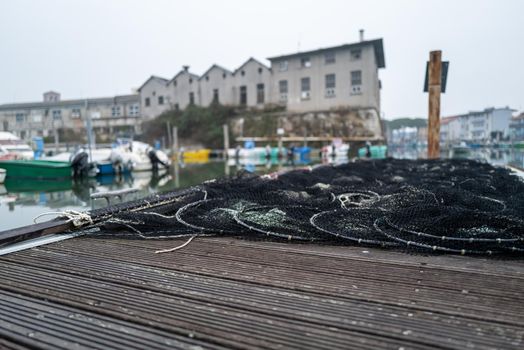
xmin=88 ymin=159 xmax=524 ymax=256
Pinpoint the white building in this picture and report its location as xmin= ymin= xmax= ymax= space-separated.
xmin=167 ymin=67 xmax=202 ymax=111
xmin=267 ymin=38 xmax=384 ymax=113
xmin=441 ymin=107 xmax=515 ymax=143
xmin=0 ymin=92 xmax=141 ymax=141
xmin=137 ymin=76 xmax=170 ymax=120
xmin=440 ymin=116 xmax=460 ymax=144
xmin=137 ymin=33 xmax=385 ymax=120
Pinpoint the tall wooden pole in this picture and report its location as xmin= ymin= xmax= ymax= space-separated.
xmin=428 ymin=50 xmax=442 ymax=159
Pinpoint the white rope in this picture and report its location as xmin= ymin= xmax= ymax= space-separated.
xmin=33 ymin=210 xmax=93 ymax=227
xmin=155 ymin=235 xmax=196 ymax=254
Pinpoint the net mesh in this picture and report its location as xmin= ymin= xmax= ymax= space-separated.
xmin=89 ymin=159 xmax=524 ymax=255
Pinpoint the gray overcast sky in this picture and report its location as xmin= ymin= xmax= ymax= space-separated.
xmin=0 ymin=0 xmax=522 ymax=119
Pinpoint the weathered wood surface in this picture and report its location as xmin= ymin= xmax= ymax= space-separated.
xmin=428 ymin=50 xmax=442 ymax=159
xmin=0 ymin=236 xmax=523 ymax=349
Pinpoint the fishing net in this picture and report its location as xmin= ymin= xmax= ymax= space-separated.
xmin=87 ymin=159 xmax=524 ymax=256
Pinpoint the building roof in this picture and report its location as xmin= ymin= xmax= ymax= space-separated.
xmin=441 ymin=116 xmax=460 ymax=124
xmin=0 ymin=94 xmax=139 ymax=111
xmin=512 ymin=112 xmax=524 ymax=120
xmin=267 ymin=38 xmax=386 ymax=68
xmin=168 ymin=69 xmax=200 ymax=85
xmin=233 ymin=57 xmax=270 ymax=75
xmin=137 ymin=75 xmax=169 ymax=92
xmin=199 ymin=64 xmax=233 ymax=81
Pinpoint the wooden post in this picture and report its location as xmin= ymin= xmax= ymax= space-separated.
xmin=172 ymin=126 xmax=178 ymax=159
xmin=427 ymin=50 xmax=442 ymax=159
xmin=223 ymin=124 xmax=230 ymax=159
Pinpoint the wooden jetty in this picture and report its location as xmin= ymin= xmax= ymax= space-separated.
xmin=0 ymin=235 xmax=523 ymax=349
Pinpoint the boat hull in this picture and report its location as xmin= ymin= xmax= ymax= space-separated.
xmin=0 ymin=160 xmax=72 ymax=180
xmin=0 ymin=169 xmax=5 ymax=184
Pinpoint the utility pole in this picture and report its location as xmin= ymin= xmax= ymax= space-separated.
xmin=166 ymin=121 xmax=172 ymax=148
xmin=53 ymin=119 xmax=59 ymax=154
xmin=427 ymin=50 xmax=442 ymax=159
xmin=172 ymin=126 xmax=179 ymax=159
xmin=223 ymin=124 xmax=230 ymax=159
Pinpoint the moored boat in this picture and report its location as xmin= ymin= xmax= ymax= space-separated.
xmin=0 ymin=132 xmax=34 ymax=160
xmin=0 ymin=160 xmax=72 ymax=180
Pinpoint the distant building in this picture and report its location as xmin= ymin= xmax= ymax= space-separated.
xmin=168 ymin=67 xmax=203 ymax=111
xmin=0 ymin=92 xmax=141 ymax=141
xmin=440 ymin=116 xmax=460 ymax=144
xmin=391 ymin=127 xmax=418 ymax=145
xmin=440 ymin=107 xmax=515 ymax=144
xmin=137 ymin=76 xmax=170 ymax=120
xmin=137 ymin=32 xmax=385 ymax=120
xmin=509 ymin=112 xmax=524 ymax=141
xmin=267 ymin=38 xmax=384 ymax=113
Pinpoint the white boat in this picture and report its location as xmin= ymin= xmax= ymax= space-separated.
xmin=111 ymin=140 xmax=170 ymax=172
xmin=0 ymin=132 xmax=34 ymax=160
xmin=321 ymin=143 xmax=350 ymax=158
xmin=0 ymin=168 xmax=5 ymax=184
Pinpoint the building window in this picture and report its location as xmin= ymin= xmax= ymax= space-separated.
xmin=213 ymin=89 xmax=219 ymax=103
xmin=301 ymin=57 xmax=311 ymax=68
xmin=351 ymin=70 xmax=362 ymax=85
xmin=350 ymin=48 xmax=362 ymax=60
xmin=33 ymin=114 xmax=42 ymax=122
xmin=222 ymin=72 xmax=226 ymax=79
xmin=279 ymin=80 xmax=288 ymax=94
xmin=52 ymin=110 xmax=62 ymax=120
xmin=301 ymin=77 xmax=311 ymax=99
xmin=189 ymin=92 xmax=195 ymax=105
xmin=351 ymin=70 xmax=362 ymax=94
xmin=174 ymin=80 xmax=177 ymax=86
xmin=325 ymin=51 xmax=336 ymax=64
xmin=258 ymin=67 xmax=263 ymax=74
xmin=240 ymin=86 xmax=247 ymax=105
xmin=205 ymin=76 xmax=209 ymax=81
xmin=111 ymin=106 xmax=121 ymax=117
xmin=279 ymin=61 xmax=288 ymax=72
xmin=279 ymin=80 xmax=288 ymax=102
xmin=241 ymin=70 xmax=245 ymax=76
xmin=71 ymin=108 xmax=81 ymax=118
xmin=145 ymin=97 xmax=150 ymax=107
xmin=129 ymin=105 xmax=139 ymax=116
xmin=256 ymin=84 xmax=265 ymax=104
xmin=189 ymin=78 xmax=193 ymax=84
xmin=325 ymin=74 xmax=336 ymax=88
xmin=158 ymin=96 xmax=164 ymax=105
xmin=15 ymin=113 xmax=25 ymax=123
xmin=325 ymin=74 xmax=336 ymax=97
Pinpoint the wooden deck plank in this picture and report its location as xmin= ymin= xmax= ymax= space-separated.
xmin=0 ymin=236 xmax=523 ymax=349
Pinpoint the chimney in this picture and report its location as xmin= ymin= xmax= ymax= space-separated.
xmin=183 ymin=65 xmax=190 ymax=72
xmin=359 ymin=29 xmax=364 ymax=42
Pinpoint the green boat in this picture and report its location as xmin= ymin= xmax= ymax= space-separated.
xmin=0 ymin=160 xmax=72 ymax=180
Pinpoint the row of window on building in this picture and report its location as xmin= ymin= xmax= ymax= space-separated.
xmin=278 ymin=49 xmax=362 ymax=72
xmin=145 ymin=70 xmax=363 ymax=109
xmin=12 ymin=105 xmax=140 ymax=123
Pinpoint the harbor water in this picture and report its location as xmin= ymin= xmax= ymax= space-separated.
xmin=1 ymin=148 xmax=523 ymax=231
